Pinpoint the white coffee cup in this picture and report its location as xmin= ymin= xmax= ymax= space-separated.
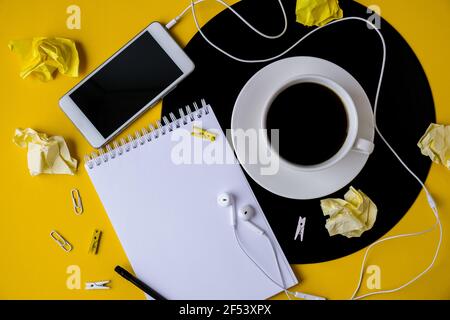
xmin=261 ymin=74 xmax=374 ymax=172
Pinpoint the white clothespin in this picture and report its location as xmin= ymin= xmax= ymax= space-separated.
xmin=85 ymin=281 xmax=110 ymax=290
xmin=294 ymin=291 xmax=326 ymax=300
xmin=294 ymin=216 xmax=306 ymax=241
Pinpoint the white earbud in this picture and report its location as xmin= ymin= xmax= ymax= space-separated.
xmin=217 ymin=193 xmax=236 ymax=227
xmin=238 ymin=205 xmax=264 ymax=235
xmin=217 ymin=192 xmax=232 ymax=207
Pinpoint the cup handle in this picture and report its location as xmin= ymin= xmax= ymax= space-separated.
xmin=352 ymin=138 xmax=375 ymax=155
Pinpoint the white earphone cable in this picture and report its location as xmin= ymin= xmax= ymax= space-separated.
xmin=233 ymin=228 xmax=286 ymax=290
xmin=167 ymin=0 xmax=288 ymax=39
xmin=169 ymin=0 xmax=443 ymax=300
xmin=351 ymin=216 xmax=442 ymax=299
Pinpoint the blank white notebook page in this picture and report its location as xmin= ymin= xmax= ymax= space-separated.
xmin=86 ymin=104 xmax=298 ymax=299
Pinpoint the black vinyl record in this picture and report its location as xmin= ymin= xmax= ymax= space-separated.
xmin=162 ymin=0 xmax=435 ymax=263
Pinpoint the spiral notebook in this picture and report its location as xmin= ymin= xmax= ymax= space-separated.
xmin=85 ymin=99 xmax=298 ymax=299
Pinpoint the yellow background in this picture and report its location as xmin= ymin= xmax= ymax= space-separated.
xmin=0 ymin=0 xmax=449 ymax=300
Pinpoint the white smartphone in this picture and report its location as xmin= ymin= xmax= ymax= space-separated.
xmin=59 ymin=22 xmax=195 ymax=148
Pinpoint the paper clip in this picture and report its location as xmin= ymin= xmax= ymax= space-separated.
xmin=294 ymin=216 xmax=306 ymax=242
xmin=71 ymin=189 xmax=83 ymax=215
xmin=50 ymin=230 xmax=73 ymax=252
xmin=85 ymin=280 xmax=110 ymax=290
xmin=192 ymin=126 xmax=216 ymax=142
xmin=88 ymin=229 xmax=102 ymax=255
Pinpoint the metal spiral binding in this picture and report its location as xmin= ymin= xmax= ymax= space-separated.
xmin=85 ymin=99 xmax=210 ymax=169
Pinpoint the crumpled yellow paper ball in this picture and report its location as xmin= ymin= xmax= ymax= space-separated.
xmin=417 ymin=123 xmax=450 ymax=170
xmin=321 ymin=186 xmax=377 ymax=238
xmin=13 ymin=128 xmax=78 ymax=176
xmin=8 ymin=37 xmax=79 ymax=81
xmin=296 ymin=0 xmax=343 ymax=27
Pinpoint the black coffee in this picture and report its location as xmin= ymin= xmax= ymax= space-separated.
xmin=266 ymin=82 xmax=348 ymax=166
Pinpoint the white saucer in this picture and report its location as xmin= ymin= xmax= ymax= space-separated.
xmin=231 ymin=57 xmax=375 ymax=200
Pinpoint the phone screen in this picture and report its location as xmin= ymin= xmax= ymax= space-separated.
xmin=70 ymin=31 xmax=183 ymax=138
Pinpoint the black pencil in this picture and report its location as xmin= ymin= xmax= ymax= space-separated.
xmin=115 ymin=265 xmax=167 ymax=300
